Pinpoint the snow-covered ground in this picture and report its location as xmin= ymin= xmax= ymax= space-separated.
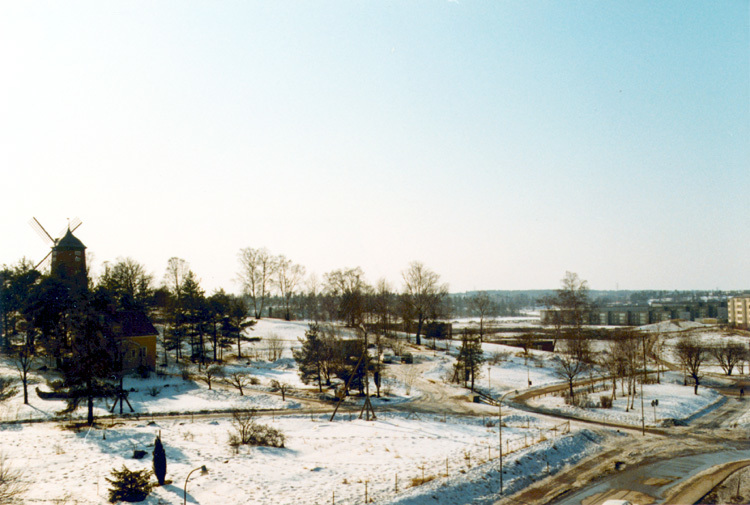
xmin=2 ymin=410 xmax=602 ymax=505
xmin=0 ymin=318 xmax=746 ymax=504
xmin=528 ymin=372 xmax=723 ymax=427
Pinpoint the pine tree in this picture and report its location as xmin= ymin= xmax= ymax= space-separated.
xmin=453 ymin=331 xmax=484 ymax=391
xmin=153 ymin=435 xmax=167 ymax=486
xmin=106 ymin=466 xmax=152 ymax=503
xmin=62 ymin=295 xmax=118 ymax=425
xmin=293 ymin=323 xmax=325 ymax=392
xmin=226 ymin=296 xmax=255 ymax=359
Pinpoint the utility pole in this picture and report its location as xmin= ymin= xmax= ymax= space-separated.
xmin=641 ymin=332 xmax=646 ymax=436
xmin=359 ymin=325 xmax=375 ymax=421
xmin=499 ymin=398 xmax=503 ymax=494
xmin=498 ymin=390 xmax=515 ymax=495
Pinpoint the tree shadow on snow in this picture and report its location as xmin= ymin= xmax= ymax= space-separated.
xmin=71 ymin=421 xmax=190 ymax=463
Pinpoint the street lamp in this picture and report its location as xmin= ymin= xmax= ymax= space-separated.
xmin=184 ymin=465 xmax=208 ymax=505
xmin=498 ymin=389 xmax=517 ymax=496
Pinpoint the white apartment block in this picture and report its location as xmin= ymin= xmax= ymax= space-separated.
xmin=728 ymin=296 xmax=750 ymax=329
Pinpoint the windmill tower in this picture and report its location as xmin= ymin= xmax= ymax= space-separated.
xmin=30 ymin=217 xmax=87 ymax=282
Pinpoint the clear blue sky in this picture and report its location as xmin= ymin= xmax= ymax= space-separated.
xmin=1 ymin=1 xmax=748 ymax=294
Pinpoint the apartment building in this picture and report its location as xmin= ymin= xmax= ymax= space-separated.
xmin=541 ymin=301 xmax=727 ymax=327
xmin=728 ymin=296 xmax=750 ymax=329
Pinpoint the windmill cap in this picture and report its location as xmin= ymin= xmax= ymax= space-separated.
xmin=54 ymin=229 xmax=86 ymax=250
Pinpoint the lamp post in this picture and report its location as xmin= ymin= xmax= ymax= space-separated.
xmin=184 ymin=465 xmax=208 ymax=505
xmin=498 ymin=389 xmax=517 ymax=496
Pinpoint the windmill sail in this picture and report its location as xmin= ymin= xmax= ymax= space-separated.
xmin=29 ymin=217 xmax=84 ymax=272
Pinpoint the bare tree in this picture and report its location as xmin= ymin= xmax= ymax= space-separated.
xmin=225 ymin=371 xmax=253 ymax=396
xmin=373 ymin=278 xmax=395 ymax=338
xmin=539 ymin=294 xmax=564 ymax=349
xmin=613 ymin=329 xmax=641 ymax=411
xmin=302 ymin=273 xmax=322 ymax=323
xmin=646 ymin=330 xmax=665 ymax=384
xmin=98 ymin=257 xmax=154 ymax=311
xmin=553 ymin=331 xmax=592 ymax=399
xmin=469 ymin=292 xmax=498 ymax=342
xmin=518 ymin=332 xmax=536 ymax=358
xmin=270 ymin=379 xmax=292 ymax=401
xmin=401 ymin=364 xmax=420 ymax=396
xmin=198 ymin=364 xmax=224 ymax=390
xmin=237 ymin=247 xmax=278 ymax=319
xmin=401 ymin=261 xmax=449 ymax=346
xmin=162 ymin=257 xmax=191 ymax=362
xmin=600 ymin=339 xmax=624 ymax=402
xmin=556 ymin=271 xmax=590 ymax=332
xmin=13 ymin=346 xmax=33 ymax=405
xmin=163 ymin=257 xmax=190 ymax=297
xmin=275 ymin=256 xmax=306 ymax=321
xmin=675 ymin=336 xmax=707 ymax=394
xmin=265 ymin=333 xmax=285 ymax=361
xmin=323 ymin=267 xmax=370 ymax=327
xmin=710 ymin=341 xmax=746 ymax=376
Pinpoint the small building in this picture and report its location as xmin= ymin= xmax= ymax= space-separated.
xmin=728 ymin=296 xmax=750 ymax=330
xmin=424 ymin=321 xmax=453 ymax=339
xmin=103 ymin=311 xmax=158 ymax=372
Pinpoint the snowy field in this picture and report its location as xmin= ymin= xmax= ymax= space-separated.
xmin=528 ymin=373 xmax=723 ymax=427
xmin=1 ymin=410 xmax=603 ymax=505
xmin=0 ymin=318 xmax=747 ymax=504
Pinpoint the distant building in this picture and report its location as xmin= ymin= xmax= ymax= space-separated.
xmin=728 ymin=296 xmax=750 ymax=330
xmin=102 ymin=310 xmax=158 ymax=372
xmin=541 ymin=300 xmax=727 ymax=327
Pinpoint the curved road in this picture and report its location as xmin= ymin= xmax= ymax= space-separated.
xmin=498 ymin=376 xmax=750 ymax=505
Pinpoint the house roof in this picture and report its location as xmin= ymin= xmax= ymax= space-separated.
xmin=105 ymin=310 xmax=158 ymax=338
xmin=55 ymin=229 xmax=86 ymax=250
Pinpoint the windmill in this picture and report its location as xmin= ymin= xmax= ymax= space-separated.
xmin=29 ymin=217 xmax=84 ymax=273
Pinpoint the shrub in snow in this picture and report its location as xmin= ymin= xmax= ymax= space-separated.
xmin=0 ymin=377 xmax=18 ymax=402
xmin=228 ymin=410 xmax=285 ymax=448
xmin=106 ymin=466 xmax=152 ymax=503
xmin=599 ymin=395 xmax=613 ymax=409
xmin=0 ymin=454 xmax=26 ymax=503
xmin=487 ymin=351 xmax=510 ymax=365
xmin=137 ymin=365 xmax=150 ymax=379
xmin=566 ymin=393 xmax=596 ymax=408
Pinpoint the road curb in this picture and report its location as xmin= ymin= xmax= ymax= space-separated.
xmin=664 ymin=459 xmax=750 ymax=504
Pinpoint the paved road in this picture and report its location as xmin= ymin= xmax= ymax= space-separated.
xmin=498 ymin=387 xmax=750 ymax=505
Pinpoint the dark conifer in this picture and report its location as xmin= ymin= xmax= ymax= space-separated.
xmin=106 ymin=466 xmax=152 ymax=503
xmin=153 ymin=435 xmax=167 ymax=486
